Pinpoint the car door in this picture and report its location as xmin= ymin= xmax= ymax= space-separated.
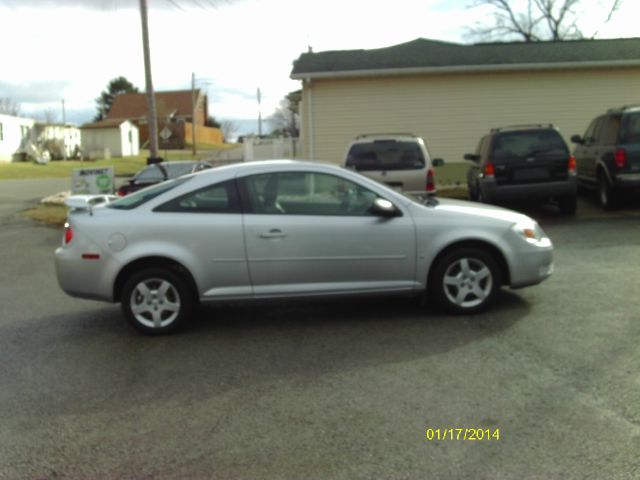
xmin=240 ymin=170 xmax=418 ymax=297
xmin=153 ymin=179 xmax=252 ymax=299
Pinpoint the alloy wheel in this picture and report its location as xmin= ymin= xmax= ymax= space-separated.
xmin=129 ymin=278 xmax=181 ymax=329
xmin=442 ymin=257 xmax=493 ymax=309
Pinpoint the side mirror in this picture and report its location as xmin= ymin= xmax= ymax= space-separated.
xmin=370 ymin=198 xmax=401 ymax=218
xmin=570 ymin=134 xmax=583 ymax=144
xmin=432 ymin=158 xmax=445 ymax=167
xmin=464 ymin=153 xmax=480 ymax=162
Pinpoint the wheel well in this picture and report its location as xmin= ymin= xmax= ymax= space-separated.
xmin=113 ymin=256 xmax=199 ymax=303
xmin=596 ymin=164 xmax=610 ymax=183
xmin=428 ymin=240 xmax=510 ymax=287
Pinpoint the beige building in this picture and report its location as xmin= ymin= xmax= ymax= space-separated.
xmin=290 ymin=38 xmax=640 ymax=164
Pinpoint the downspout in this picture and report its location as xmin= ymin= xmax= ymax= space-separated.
xmin=305 ymin=77 xmax=315 ymax=160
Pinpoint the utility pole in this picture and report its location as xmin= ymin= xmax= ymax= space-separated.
xmin=139 ymin=0 xmax=161 ymax=164
xmin=192 ymin=72 xmax=197 ymax=156
xmin=61 ymin=99 xmax=67 ymax=160
xmin=257 ymin=87 xmax=262 ymax=137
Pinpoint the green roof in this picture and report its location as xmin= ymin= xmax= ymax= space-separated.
xmin=291 ymin=37 xmax=640 ymax=78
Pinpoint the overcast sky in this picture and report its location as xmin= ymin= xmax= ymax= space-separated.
xmin=0 ymin=0 xmax=636 ymax=129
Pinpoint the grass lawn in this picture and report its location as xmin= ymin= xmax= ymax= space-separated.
xmin=0 ymin=148 xmax=232 ymax=180
xmin=436 ymin=162 xmax=468 ymax=186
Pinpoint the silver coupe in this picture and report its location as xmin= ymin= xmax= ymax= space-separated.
xmin=55 ymin=160 xmax=553 ymax=334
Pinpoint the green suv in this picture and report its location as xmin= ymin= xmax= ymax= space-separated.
xmin=571 ymin=106 xmax=640 ymax=209
xmin=465 ymin=124 xmax=577 ymax=215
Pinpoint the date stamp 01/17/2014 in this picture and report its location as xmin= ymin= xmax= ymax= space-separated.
xmin=425 ymin=428 xmax=501 ymax=442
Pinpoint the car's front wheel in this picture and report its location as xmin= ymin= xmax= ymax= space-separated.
xmin=430 ymin=247 xmax=502 ymax=314
xmin=121 ymin=268 xmax=194 ymax=334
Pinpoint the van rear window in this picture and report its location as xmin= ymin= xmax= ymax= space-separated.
xmin=346 ymin=141 xmax=425 ymax=171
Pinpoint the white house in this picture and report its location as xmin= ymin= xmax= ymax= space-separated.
xmin=33 ymin=122 xmax=82 ymax=159
xmin=0 ymin=113 xmax=35 ymax=162
xmin=81 ymin=119 xmax=140 ymax=158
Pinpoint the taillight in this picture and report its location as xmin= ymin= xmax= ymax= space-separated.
xmin=615 ymin=148 xmax=626 ymax=169
xmin=568 ymin=155 xmax=577 ymax=175
xmin=484 ymin=162 xmax=496 ymax=178
xmin=117 ymin=190 xmax=125 ymax=197
xmin=426 ymin=169 xmax=436 ymax=193
xmin=63 ymin=222 xmax=73 ymax=244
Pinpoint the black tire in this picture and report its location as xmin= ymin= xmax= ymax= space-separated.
xmin=558 ymin=195 xmax=577 ymax=216
xmin=467 ymin=182 xmax=478 ymax=201
xmin=121 ymin=267 xmax=194 ymax=335
xmin=430 ymin=247 xmax=502 ymax=314
xmin=598 ymin=174 xmax=618 ymax=210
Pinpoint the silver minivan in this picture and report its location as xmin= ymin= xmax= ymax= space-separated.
xmin=344 ymin=133 xmax=444 ymax=194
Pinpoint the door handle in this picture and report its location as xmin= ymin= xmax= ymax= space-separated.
xmin=259 ymin=229 xmax=287 ymax=239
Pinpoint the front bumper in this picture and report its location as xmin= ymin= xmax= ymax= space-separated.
xmin=507 ymin=244 xmax=554 ymax=288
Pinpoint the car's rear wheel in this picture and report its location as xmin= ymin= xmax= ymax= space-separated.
xmin=121 ymin=268 xmax=194 ymax=334
xmin=598 ymin=174 xmax=618 ymax=210
xmin=430 ymin=247 xmax=501 ymax=314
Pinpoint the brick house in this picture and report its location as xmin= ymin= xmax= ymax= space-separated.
xmin=107 ymin=89 xmax=222 ymax=148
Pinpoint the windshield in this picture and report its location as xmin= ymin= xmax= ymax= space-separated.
xmin=109 ymin=177 xmax=192 ymax=210
xmin=346 ymin=140 xmax=426 ymax=171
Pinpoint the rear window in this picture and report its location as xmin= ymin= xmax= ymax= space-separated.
xmin=135 ymin=162 xmax=199 ymax=182
xmin=620 ymin=112 xmax=640 ymax=144
xmin=491 ymin=130 xmax=568 ymax=161
xmin=346 ymin=141 xmax=425 ymax=171
xmin=108 ymin=177 xmax=192 ymax=210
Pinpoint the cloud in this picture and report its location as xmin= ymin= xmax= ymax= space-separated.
xmin=0 ymin=80 xmax=71 ymax=103
xmin=0 ymin=0 xmax=233 ymax=10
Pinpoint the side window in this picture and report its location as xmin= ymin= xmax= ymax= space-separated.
xmin=155 ymin=180 xmax=240 ymax=213
xmin=244 ymin=172 xmax=378 ymax=216
xmin=598 ymin=115 xmax=621 ymax=146
xmin=583 ymin=117 xmax=604 ymax=145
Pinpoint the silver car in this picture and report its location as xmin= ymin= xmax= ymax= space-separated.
xmin=55 ymin=160 xmax=553 ymax=334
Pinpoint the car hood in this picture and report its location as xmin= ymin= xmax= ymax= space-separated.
xmin=413 ymin=197 xmax=533 ymax=225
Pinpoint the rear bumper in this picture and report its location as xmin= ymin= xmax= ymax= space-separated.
xmin=55 ymin=246 xmax=117 ymax=302
xmin=613 ymin=173 xmax=640 ymax=189
xmin=480 ymin=177 xmax=577 ymax=202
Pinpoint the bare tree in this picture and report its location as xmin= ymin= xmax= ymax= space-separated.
xmin=40 ymin=108 xmax=59 ymax=123
xmin=467 ymin=0 xmax=623 ymax=42
xmin=0 ymin=97 xmax=20 ymax=116
xmin=220 ymin=119 xmax=239 ymax=142
xmin=269 ymin=91 xmax=301 ymax=137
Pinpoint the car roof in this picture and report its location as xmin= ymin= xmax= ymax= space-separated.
xmin=607 ymin=105 xmax=640 ymax=114
xmin=489 ymin=124 xmax=557 ymax=133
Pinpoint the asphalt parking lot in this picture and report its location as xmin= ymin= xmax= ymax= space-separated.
xmin=0 ymin=179 xmax=639 ymax=480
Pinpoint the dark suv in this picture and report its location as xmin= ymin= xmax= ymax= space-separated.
xmin=465 ymin=124 xmax=577 ymax=215
xmin=571 ymin=106 xmax=640 ymax=209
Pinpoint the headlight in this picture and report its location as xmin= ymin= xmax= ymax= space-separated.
xmin=512 ymin=221 xmax=551 ymax=247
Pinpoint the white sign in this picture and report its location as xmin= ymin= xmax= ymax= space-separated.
xmin=72 ymin=167 xmax=115 ymax=194
xmin=160 ymin=127 xmax=172 ymax=141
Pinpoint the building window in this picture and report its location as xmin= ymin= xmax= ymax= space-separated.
xmin=0 ymin=123 xmax=3 ymax=142
xmin=20 ymin=125 xmax=30 ymax=139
